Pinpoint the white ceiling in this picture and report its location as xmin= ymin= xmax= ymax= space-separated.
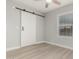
xmin=13 ymin=0 xmax=73 ymax=13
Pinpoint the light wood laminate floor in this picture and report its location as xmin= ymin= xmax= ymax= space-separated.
xmin=7 ymin=43 xmax=73 ymax=59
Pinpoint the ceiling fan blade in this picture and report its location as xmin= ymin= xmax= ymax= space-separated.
xmin=53 ymin=0 xmax=61 ymax=5
xmin=45 ymin=3 xmax=49 ymax=8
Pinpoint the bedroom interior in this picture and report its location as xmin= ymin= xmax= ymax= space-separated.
xmin=6 ymin=0 xmax=73 ymax=59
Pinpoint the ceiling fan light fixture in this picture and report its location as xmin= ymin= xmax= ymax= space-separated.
xmin=46 ymin=0 xmax=52 ymax=3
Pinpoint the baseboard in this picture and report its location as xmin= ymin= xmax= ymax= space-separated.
xmin=44 ymin=41 xmax=73 ymax=50
xmin=7 ymin=41 xmax=45 ymax=52
xmin=21 ymin=41 xmax=46 ymax=48
xmin=7 ymin=41 xmax=72 ymax=52
xmin=29 ymin=41 xmax=45 ymax=45
xmin=7 ymin=46 xmax=20 ymax=52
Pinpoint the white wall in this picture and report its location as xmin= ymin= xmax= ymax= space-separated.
xmin=44 ymin=4 xmax=73 ymax=49
xmin=6 ymin=0 xmax=21 ymax=50
xmin=36 ymin=16 xmax=44 ymax=41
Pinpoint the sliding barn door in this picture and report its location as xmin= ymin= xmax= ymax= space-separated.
xmin=21 ymin=11 xmax=36 ymax=47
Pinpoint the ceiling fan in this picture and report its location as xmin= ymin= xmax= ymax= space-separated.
xmin=34 ymin=0 xmax=61 ymax=8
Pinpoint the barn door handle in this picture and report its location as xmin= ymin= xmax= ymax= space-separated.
xmin=22 ymin=26 xmax=24 ymax=31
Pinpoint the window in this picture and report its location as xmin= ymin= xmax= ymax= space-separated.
xmin=58 ymin=12 xmax=73 ymax=37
